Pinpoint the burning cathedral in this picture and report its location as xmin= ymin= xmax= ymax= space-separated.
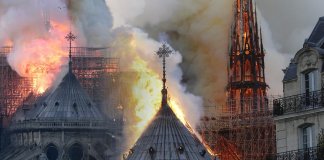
xmin=0 ymin=32 xmax=119 ymax=160
xmin=0 ymin=0 xmax=279 ymax=160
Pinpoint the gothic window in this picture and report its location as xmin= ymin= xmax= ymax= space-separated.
xmin=235 ymin=61 xmax=241 ymax=81
xmin=255 ymin=62 xmax=260 ymax=80
xmin=243 ymin=88 xmax=253 ymax=113
xmin=244 ymin=60 xmax=251 ymax=81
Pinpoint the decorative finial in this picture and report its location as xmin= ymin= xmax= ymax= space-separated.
xmin=65 ymin=31 xmax=77 ymax=72
xmin=156 ymin=43 xmax=173 ymax=105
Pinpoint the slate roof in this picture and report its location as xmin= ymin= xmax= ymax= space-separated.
xmin=283 ymin=63 xmax=297 ymax=82
xmin=126 ymin=94 xmax=214 ymax=160
xmin=284 ymin=17 xmax=324 ymax=82
xmin=24 ymin=70 xmax=105 ymax=121
xmin=306 ymin=17 xmax=324 ymax=48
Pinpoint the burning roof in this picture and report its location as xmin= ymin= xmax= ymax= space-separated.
xmin=124 ymin=44 xmax=215 ymax=160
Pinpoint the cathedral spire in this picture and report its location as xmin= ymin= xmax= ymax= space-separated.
xmin=227 ymin=0 xmax=268 ymax=113
xmin=156 ymin=43 xmax=173 ymax=105
xmin=65 ymin=31 xmax=77 ymax=72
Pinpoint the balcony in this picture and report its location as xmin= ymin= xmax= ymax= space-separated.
xmin=275 ymin=147 xmax=323 ymax=160
xmin=273 ymin=90 xmax=324 ymax=116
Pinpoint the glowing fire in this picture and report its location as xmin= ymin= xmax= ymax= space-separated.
xmin=127 ymin=37 xmax=216 ymax=156
xmin=11 ymin=21 xmax=70 ymax=94
xmin=127 ymin=37 xmax=190 ymax=148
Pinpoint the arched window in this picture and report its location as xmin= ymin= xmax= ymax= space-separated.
xmin=45 ymin=143 xmax=59 ymax=160
xmin=235 ymin=61 xmax=241 ymax=81
xmin=244 ymin=60 xmax=251 ymax=81
xmin=255 ymin=62 xmax=260 ymax=77
xmin=68 ymin=143 xmax=83 ymax=160
xmin=243 ymin=88 xmax=253 ymax=113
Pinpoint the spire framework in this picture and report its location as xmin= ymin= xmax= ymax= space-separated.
xmin=156 ymin=43 xmax=173 ymax=105
xmin=65 ymin=32 xmax=77 ymax=72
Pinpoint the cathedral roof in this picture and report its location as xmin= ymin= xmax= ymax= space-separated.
xmin=24 ymin=70 xmax=105 ymax=121
xmin=125 ymin=102 xmax=213 ymax=160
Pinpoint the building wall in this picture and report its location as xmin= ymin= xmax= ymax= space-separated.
xmin=275 ymin=108 xmax=324 ymax=153
xmin=276 ymin=47 xmax=324 ymax=154
xmin=9 ymin=130 xmax=116 ymax=160
xmin=283 ymin=80 xmax=298 ymax=97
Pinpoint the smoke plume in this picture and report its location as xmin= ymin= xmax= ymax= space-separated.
xmin=0 ymin=0 xmax=70 ymax=93
xmin=109 ymin=27 xmax=203 ymax=148
xmin=107 ymin=0 xmax=234 ymax=103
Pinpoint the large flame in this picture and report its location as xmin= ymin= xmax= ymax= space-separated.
xmin=10 ymin=21 xmax=70 ymax=94
xmin=126 ymin=37 xmax=214 ymax=157
xmin=125 ymin=36 xmax=190 ymax=148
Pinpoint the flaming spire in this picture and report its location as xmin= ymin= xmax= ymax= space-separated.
xmin=156 ymin=43 xmax=173 ymax=105
xmin=65 ymin=31 xmax=76 ymax=72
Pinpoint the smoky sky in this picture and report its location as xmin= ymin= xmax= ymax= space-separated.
xmin=258 ymin=0 xmax=324 ymax=55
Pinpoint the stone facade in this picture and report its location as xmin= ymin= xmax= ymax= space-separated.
xmin=0 ymin=65 xmax=119 ymax=160
xmin=274 ymin=17 xmax=324 ymax=157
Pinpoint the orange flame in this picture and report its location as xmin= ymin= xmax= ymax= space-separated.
xmin=125 ymin=37 xmax=191 ymax=149
xmin=12 ymin=21 xmax=70 ymax=94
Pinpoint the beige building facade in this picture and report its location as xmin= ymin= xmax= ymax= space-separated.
xmin=274 ymin=17 xmax=324 ymax=159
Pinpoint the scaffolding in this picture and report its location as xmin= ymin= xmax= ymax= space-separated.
xmin=0 ymin=46 xmax=121 ymax=118
xmin=198 ymin=97 xmax=277 ymax=160
xmin=70 ymin=47 xmax=122 ymax=122
xmin=0 ymin=47 xmax=33 ymax=118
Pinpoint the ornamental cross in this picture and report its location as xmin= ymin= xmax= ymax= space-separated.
xmin=65 ymin=32 xmax=77 ymax=71
xmin=156 ymin=43 xmax=173 ymax=91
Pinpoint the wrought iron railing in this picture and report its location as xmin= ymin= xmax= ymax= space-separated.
xmin=273 ymin=90 xmax=324 ymax=116
xmin=274 ymin=146 xmax=323 ymax=160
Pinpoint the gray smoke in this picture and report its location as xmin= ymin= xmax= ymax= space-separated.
xmin=257 ymin=0 xmax=324 ymax=95
xmin=258 ymin=0 xmax=324 ymax=55
xmin=108 ymin=0 xmax=324 ymax=97
xmin=107 ymin=0 xmax=233 ymax=103
xmin=66 ymin=0 xmax=113 ymax=47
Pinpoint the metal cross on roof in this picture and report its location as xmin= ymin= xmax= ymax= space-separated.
xmin=65 ymin=32 xmax=77 ymax=71
xmin=156 ymin=43 xmax=173 ymax=91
